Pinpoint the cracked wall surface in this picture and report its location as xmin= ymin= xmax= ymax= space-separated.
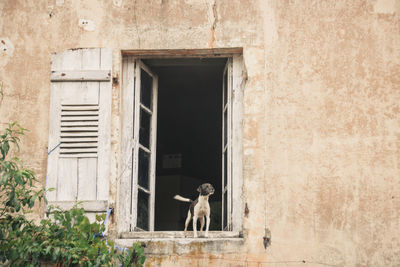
xmin=0 ymin=0 xmax=399 ymax=265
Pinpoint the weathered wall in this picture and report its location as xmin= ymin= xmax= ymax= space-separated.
xmin=261 ymin=0 xmax=400 ymax=266
xmin=0 ymin=0 xmax=399 ymax=266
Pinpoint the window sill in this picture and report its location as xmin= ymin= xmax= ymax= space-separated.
xmin=115 ymin=231 xmax=244 ymax=255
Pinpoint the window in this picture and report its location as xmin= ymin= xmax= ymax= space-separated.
xmin=120 ymin=51 xmax=244 ymax=235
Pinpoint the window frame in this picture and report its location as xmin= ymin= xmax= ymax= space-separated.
xmin=118 ymin=49 xmax=244 ymax=236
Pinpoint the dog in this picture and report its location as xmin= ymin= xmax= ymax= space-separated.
xmin=173 ymin=183 xmax=215 ymax=238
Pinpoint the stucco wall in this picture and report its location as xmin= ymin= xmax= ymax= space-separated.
xmin=0 ymin=0 xmax=399 ymax=266
xmin=261 ymin=1 xmax=400 ymax=266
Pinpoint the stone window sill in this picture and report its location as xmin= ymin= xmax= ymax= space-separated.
xmin=115 ymin=231 xmax=244 ymax=255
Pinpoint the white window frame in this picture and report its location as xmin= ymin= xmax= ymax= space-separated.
xmin=120 ymin=57 xmax=158 ymax=232
xmin=118 ymin=49 xmax=244 ymax=237
xmin=222 ymin=58 xmax=232 ymax=230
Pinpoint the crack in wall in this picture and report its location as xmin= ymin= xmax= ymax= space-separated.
xmin=134 ymin=0 xmax=141 ymax=48
xmin=208 ymin=0 xmax=218 ymax=48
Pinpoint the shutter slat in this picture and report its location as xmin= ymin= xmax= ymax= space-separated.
xmin=61 ymin=121 xmax=99 ymax=127
xmin=60 ymin=153 xmax=98 ymax=158
xmin=61 ymin=106 xmax=99 ymax=111
xmin=51 ymin=70 xmax=111 ymax=82
xmin=61 ymin=132 xmax=99 ymax=137
xmin=61 ymin=116 xmax=99 ymax=121
xmin=61 ymin=137 xmax=98 ymax=143
xmin=61 ymin=127 xmax=98 ymax=132
xmin=61 ymin=109 xmax=99 ymax=116
xmin=60 ymin=148 xmax=98 ymax=153
xmin=61 ymin=143 xmax=98 ymax=148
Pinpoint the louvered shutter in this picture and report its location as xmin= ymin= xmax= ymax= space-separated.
xmin=46 ymin=48 xmax=112 ymax=213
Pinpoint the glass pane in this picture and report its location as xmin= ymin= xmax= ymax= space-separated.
xmin=140 ymin=69 xmax=153 ymax=109
xmin=139 ymin=109 xmax=151 ymax=149
xmin=137 ymin=190 xmax=149 ymax=231
xmin=223 ymin=110 xmax=227 ymax=147
xmin=223 ymin=69 xmax=228 ymax=106
xmin=130 ymin=148 xmax=134 ymax=213
xmin=223 ymin=192 xmax=227 ymax=230
xmin=132 ymin=76 xmax=136 ymax=137
xmin=138 ymin=148 xmax=150 ymax=189
xmin=223 ymin=151 xmax=227 ymax=187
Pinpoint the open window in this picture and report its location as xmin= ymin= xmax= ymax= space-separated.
xmin=120 ymin=51 xmax=244 ymax=235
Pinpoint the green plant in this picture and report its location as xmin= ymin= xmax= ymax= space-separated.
xmin=0 ymin=122 xmax=41 ymax=216
xmin=0 ymin=122 xmax=145 ymax=266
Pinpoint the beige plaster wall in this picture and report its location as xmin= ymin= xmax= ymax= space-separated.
xmin=261 ymin=0 xmax=400 ymax=266
xmin=0 ymin=0 xmax=399 ymax=266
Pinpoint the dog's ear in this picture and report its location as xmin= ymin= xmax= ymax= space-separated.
xmin=197 ymin=185 xmax=202 ymax=193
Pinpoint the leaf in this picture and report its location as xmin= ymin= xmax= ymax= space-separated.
xmin=138 ymin=256 xmax=146 ymax=265
xmin=1 ymin=141 xmax=9 ymax=160
xmin=29 ymin=194 xmax=37 ymax=208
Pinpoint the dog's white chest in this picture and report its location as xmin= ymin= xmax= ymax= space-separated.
xmin=195 ymin=199 xmax=210 ymax=216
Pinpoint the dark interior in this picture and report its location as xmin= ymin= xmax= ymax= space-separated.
xmin=143 ymin=58 xmax=226 ymax=231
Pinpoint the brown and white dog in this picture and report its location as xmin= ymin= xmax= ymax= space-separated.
xmin=174 ymin=183 xmax=215 ymax=238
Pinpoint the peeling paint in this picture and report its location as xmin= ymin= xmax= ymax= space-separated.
xmin=78 ymin=19 xmax=96 ymax=31
xmin=113 ymin=0 xmax=123 ymax=8
xmin=0 ymin=37 xmax=14 ymax=67
xmin=373 ymin=0 xmax=400 ymax=14
xmin=56 ymin=0 xmax=64 ymax=7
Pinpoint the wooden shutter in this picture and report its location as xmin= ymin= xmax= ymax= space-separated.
xmin=46 ymin=48 xmax=112 ymax=212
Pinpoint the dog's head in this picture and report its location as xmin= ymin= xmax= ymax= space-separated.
xmin=197 ymin=183 xmax=215 ymax=196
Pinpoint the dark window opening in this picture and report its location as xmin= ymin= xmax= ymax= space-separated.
xmin=142 ymin=58 xmax=227 ymax=231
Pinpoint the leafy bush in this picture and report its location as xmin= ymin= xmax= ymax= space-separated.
xmin=0 ymin=122 xmax=145 ymax=266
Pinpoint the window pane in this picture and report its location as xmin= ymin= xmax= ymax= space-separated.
xmin=137 ymin=190 xmax=149 ymax=231
xmin=223 ymin=110 xmax=227 ymax=147
xmin=130 ymin=148 xmax=134 ymax=213
xmin=139 ymin=109 xmax=151 ymax=149
xmin=132 ymin=76 xmax=136 ymax=137
xmin=223 ymin=192 xmax=227 ymax=230
xmin=140 ymin=69 xmax=153 ymax=109
xmin=223 ymin=69 xmax=228 ymax=106
xmin=223 ymin=151 xmax=227 ymax=187
xmin=138 ymin=148 xmax=150 ymax=189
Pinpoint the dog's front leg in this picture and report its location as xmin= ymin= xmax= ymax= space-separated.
xmin=199 ymin=216 xmax=205 ymax=233
xmin=193 ymin=215 xmax=198 ymax=238
xmin=205 ymin=214 xmax=210 ymax=237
